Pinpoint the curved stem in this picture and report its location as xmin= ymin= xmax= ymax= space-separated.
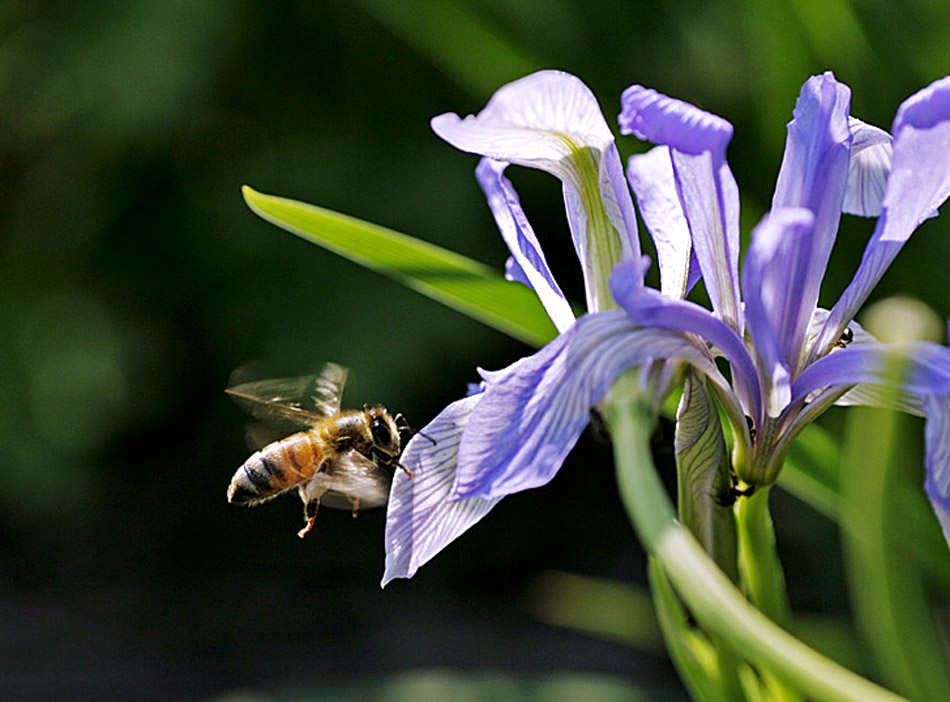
xmin=603 ymin=389 xmax=907 ymax=702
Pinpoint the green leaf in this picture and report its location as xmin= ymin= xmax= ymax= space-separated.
xmin=242 ymin=186 xmax=558 ymax=348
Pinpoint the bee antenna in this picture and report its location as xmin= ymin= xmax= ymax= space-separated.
xmin=394 ymin=413 xmax=436 ymax=446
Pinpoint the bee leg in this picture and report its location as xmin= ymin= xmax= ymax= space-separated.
xmin=297 ymin=497 xmax=320 ymax=538
xmin=349 ymin=496 xmax=360 ymax=518
xmin=371 ymin=448 xmax=415 ymax=479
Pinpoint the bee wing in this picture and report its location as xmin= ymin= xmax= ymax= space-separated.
xmin=241 ymin=422 xmax=289 ymax=452
xmin=226 ymin=362 xmax=350 ymax=432
xmin=320 ymin=450 xmax=393 ymax=511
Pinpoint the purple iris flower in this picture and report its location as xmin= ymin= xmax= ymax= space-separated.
xmin=611 ymin=71 xmax=950 ymax=534
xmin=383 ymin=71 xmax=711 ymax=585
xmin=382 ymin=70 xmax=950 ymax=586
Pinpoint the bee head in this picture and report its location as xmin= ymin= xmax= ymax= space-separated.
xmin=364 ymin=404 xmax=400 ymax=456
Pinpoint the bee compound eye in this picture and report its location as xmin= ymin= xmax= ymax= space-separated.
xmin=371 ymin=417 xmax=393 ymax=449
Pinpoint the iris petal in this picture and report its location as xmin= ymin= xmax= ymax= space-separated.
xmin=476 ymin=158 xmax=575 ymax=332
xmin=383 ymin=395 xmax=503 ymax=586
xmin=619 ymin=85 xmax=742 ymax=333
xmin=923 ymin=395 xmax=950 ymax=551
xmin=626 ymin=146 xmax=693 ymax=299
xmin=742 ymin=208 xmax=817 ymax=414
xmin=843 ymin=117 xmax=893 ymax=217
xmin=431 ymin=70 xmax=614 ymax=179
xmin=791 ymin=342 xmax=950 ymax=404
xmin=817 ymin=76 xmax=950 ymax=356
xmin=612 ymin=260 xmax=761 ymax=422
xmin=769 ymin=73 xmax=852 ymax=350
xmin=433 ymin=70 xmax=638 ymax=313
xmin=451 ymin=311 xmax=720 ymax=499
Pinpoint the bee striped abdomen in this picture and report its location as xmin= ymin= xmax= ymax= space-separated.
xmin=227 ymin=430 xmax=325 ymax=505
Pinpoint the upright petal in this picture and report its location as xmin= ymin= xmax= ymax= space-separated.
xmin=452 ymin=311 xmax=722 ymax=499
xmin=383 ymin=394 xmax=503 ymax=586
xmin=770 ymin=74 xmax=852 ymax=342
xmin=843 ymin=117 xmax=892 ymax=217
xmin=433 ymin=71 xmax=638 ymax=313
xmin=742 ymin=208 xmax=817 ymax=414
xmin=619 ymin=86 xmax=742 ymax=332
xmin=627 ymin=146 xmax=693 ymax=299
xmin=476 ymin=159 xmax=575 ymax=332
xmin=816 ymin=76 xmax=950 ymax=357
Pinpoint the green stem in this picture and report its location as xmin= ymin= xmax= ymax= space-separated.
xmin=735 ymin=487 xmax=791 ymax=626
xmin=603 ymin=391 xmax=907 ymax=702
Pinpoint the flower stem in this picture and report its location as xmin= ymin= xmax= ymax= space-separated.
xmin=603 ymin=387 xmax=907 ymax=702
xmin=735 ymin=487 xmax=790 ymax=626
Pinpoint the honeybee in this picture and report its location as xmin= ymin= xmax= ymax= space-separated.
xmin=226 ymin=363 xmax=414 ymax=537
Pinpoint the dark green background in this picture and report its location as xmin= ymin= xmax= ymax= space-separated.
xmin=1 ymin=1 xmax=948 ymax=699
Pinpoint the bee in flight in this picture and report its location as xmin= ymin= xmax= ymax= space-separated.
xmin=226 ymin=362 xmax=416 ymax=537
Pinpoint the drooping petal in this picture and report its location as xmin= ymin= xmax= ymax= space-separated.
xmin=433 ymin=70 xmax=638 ymax=313
xmin=619 ymin=85 xmax=742 ymax=332
xmin=802 ymin=310 xmax=922 ymax=414
xmin=791 ymin=341 xmax=950 ymax=404
xmin=382 ymin=394 xmax=503 ymax=586
xmin=476 ymin=158 xmax=575 ymax=332
xmin=741 ymin=208 xmax=817 ymax=414
xmin=611 ymin=259 xmax=761 ymax=422
xmin=816 ymin=76 xmax=950 ymax=357
xmin=627 ymin=146 xmax=692 ymax=299
xmin=431 ymin=71 xmax=614 ymax=178
xmin=770 ymin=73 xmax=852 ymax=321
xmin=843 ymin=117 xmax=893 ymax=216
xmin=451 ymin=311 xmax=722 ymax=499
xmin=922 ymin=395 xmax=950 ymax=551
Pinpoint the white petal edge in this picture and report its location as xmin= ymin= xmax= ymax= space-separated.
xmin=382 ymin=395 xmax=502 ymax=586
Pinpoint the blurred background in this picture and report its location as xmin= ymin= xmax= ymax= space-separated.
xmin=1 ymin=1 xmax=949 ymax=699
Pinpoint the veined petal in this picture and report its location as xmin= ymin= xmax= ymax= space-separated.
xmin=627 ymin=146 xmax=692 ymax=299
xmin=816 ymin=76 xmax=950 ymax=357
xmin=843 ymin=117 xmax=892 ymax=217
xmin=619 ymin=85 xmax=742 ymax=332
xmin=922 ymin=395 xmax=950 ymax=551
xmin=600 ymin=141 xmax=643 ymax=263
xmin=769 ymin=74 xmax=852 ymax=349
xmin=452 ymin=311 xmax=720 ymax=499
xmin=791 ymin=342 xmax=950 ymax=404
xmin=434 ymin=70 xmax=636 ymax=313
xmin=802 ymin=310 xmax=923 ymax=414
xmin=383 ymin=394 xmax=502 ymax=586
xmin=476 ymin=159 xmax=575 ymax=332
xmin=742 ymin=208 xmax=817 ymax=412
xmin=611 ymin=260 xmax=761 ymax=422
xmin=431 ymin=70 xmax=614 ymax=180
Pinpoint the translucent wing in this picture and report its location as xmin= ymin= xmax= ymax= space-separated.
xmin=320 ymin=450 xmax=394 ymax=511
xmin=226 ymin=362 xmax=350 ymax=433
